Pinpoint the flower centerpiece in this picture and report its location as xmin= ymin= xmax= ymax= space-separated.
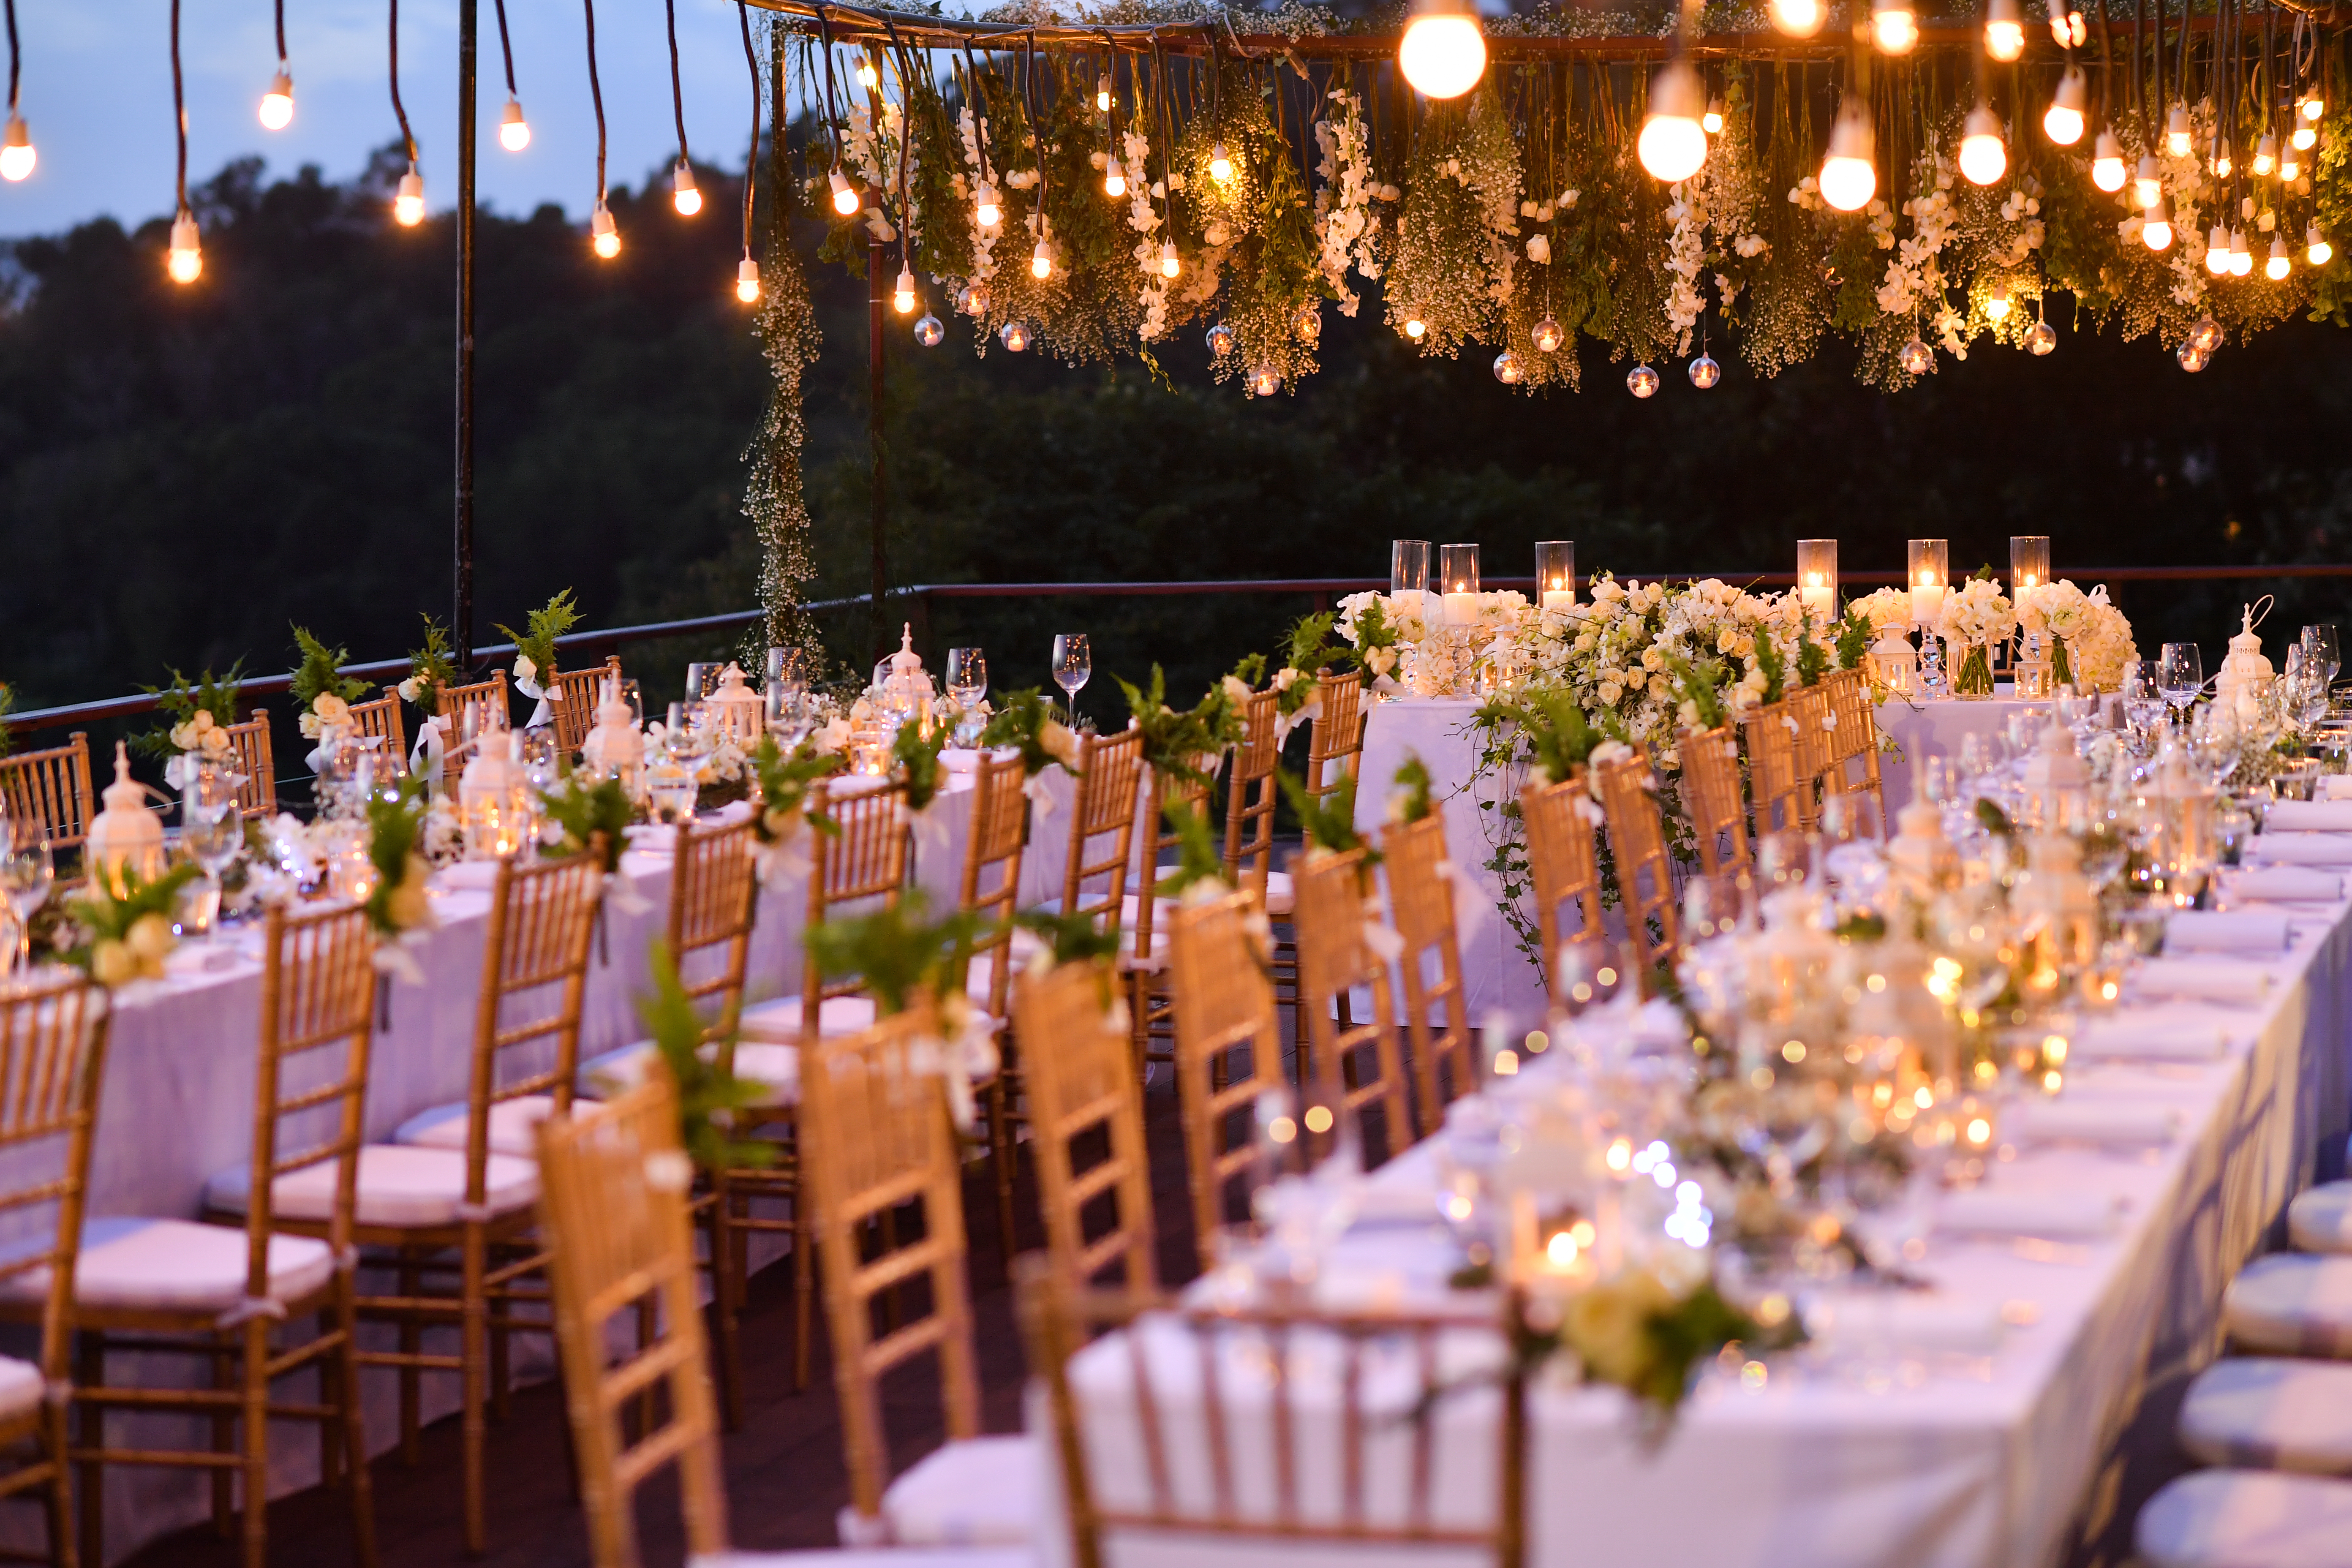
xmin=59 ymin=862 xmax=201 ymax=988
xmin=362 ymin=773 xmax=437 ymax=980
xmin=1847 ymin=588 xmax=1919 ymax=695
xmin=2019 ymin=579 xmax=2137 ymax=693
xmin=291 ymin=625 xmax=372 ymax=740
xmin=1936 ymin=577 xmax=2015 ymax=698
xmin=494 ymin=588 xmax=581 ymax=725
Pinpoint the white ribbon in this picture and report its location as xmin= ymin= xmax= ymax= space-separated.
xmin=1361 ymin=918 xmax=1406 ymax=964
xmin=1023 ymin=769 xmax=1060 ymax=819
xmin=527 ymin=698 xmax=553 ymax=729
xmin=214 ymin=1294 xmax=289 ymax=1330
xmin=910 ymin=794 xmax=958 ymax=859
xmin=411 ymin=713 xmax=451 ymax=792
xmin=372 ymin=936 xmax=427 ymax=986
xmin=1434 ymin=859 xmax=1491 ymax=944
xmin=163 ymin=754 xmax=190 ymax=793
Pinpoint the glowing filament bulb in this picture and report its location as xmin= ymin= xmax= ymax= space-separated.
xmin=1159 ymin=241 xmax=1180 ymax=278
xmin=1636 ymin=61 xmax=1709 ymax=183
xmin=736 ymin=257 xmax=761 ymax=303
xmin=2212 ymin=138 xmax=2233 ymax=177
xmin=1871 ymin=0 xmax=1918 ymax=54
xmin=1398 ymin=0 xmax=1488 ymax=96
xmin=1819 ymin=98 xmax=1878 ymax=211
xmin=1958 ymin=104 xmax=2007 ymax=185
xmin=2282 ymin=146 xmax=2302 ymax=181
xmin=2142 ymin=197 xmax=2173 ymax=251
xmin=500 ymin=97 xmax=531 ymax=152
xmin=1703 ymin=98 xmax=1725 ymax=135
xmin=2304 ymin=95 xmax=2327 ymax=121
xmin=829 ymin=169 xmax=860 ymax=216
xmin=2310 ymin=223 xmax=2333 ymax=266
xmin=2043 ymin=68 xmax=2086 ymax=144
xmin=2254 ymin=134 xmax=2276 ymax=176
xmin=259 ymin=69 xmax=295 ymax=131
xmin=893 ymin=266 xmax=916 ymax=312
xmin=1096 ymin=77 xmax=1112 ymax=114
xmin=1104 ymin=157 xmax=1126 ymax=199
xmin=167 ymin=212 xmax=203 ymax=283
xmin=1986 ymin=282 xmax=2012 ymax=320
xmin=1984 ymin=0 xmax=2025 ymax=61
xmin=393 ymin=163 xmax=425 ymax=226
xmin=975 ymin=182 xmax=1001 ymax=228
xmin=1031 ymin=238 xmax=1052 ymax=279
xmin=1209 ymin=142 xmax=1234 ymax=184
xmin=591 ymin=201 xmax=621 ymax=259
xmin=2092 ymin=130 xmax=2126 ymax=191
xmin=1769 ymin=0 xmax=1826 ymax=35
xmin=2133 ymin=155 xmax=2162 ymax=211
xmin=2205 ymin=224 xmax=2230 ymax=274
xmin=673 ymin=162 xmax=702 ymax=216
xmin=2295 ymin=120 xmax=2318 ymax=151
xmin=2267 ymin=237 xmax=2292 ymax=279
xmin=0 ymin=114 xmax=32 ymax=182
xmin=2229 ymin=229 xmax=2251 ymax=275
xmin=855 ymin=54 xmax=880 ymax=90
xmin=2166 ymin=105 xmax=2192 ymax=156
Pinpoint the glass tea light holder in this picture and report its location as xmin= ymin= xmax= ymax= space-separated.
xmin=1439 ymin=543 xmax=1482 ymax=624
xmin=1796 ymin=539 xmax=1839 ymax=621
xmin=1535 ymin=541 xmax=1576 ymax=611
xmin=1391 ymin=539 xmax=1432 ymax=597
xmin=1908 ymin=539 xmax=1949 ymax=625
xmin=2010 ymin=535 xmax=2051 ymax=596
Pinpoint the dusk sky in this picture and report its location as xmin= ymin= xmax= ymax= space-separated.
xmin=0 ymin=1 xmax=813 ymax=240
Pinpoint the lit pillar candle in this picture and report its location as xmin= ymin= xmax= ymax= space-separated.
xmin=1439 ymin=542 xmax=1481 ymax=625
xmin=1796 ymin=538 xmax=1838 ymax=620
xmin=1535 ymin=539 xmax=1576 ymax=611
xmin=2010 ymin=535 xmax=2050 ymax=596
xmin=1908 ymin=538 xmax=1949 ymax=625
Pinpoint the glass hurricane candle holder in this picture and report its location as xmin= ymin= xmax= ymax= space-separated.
xmin=2010 ymin=535 xmax=2050 ymax=596
xmin=1535 ymin=541 xmax=1575 ymax=611
xmin=1439 ymin=543 xmax=1481 ymax=625
xmin=1908 ymin=539 xmax=1949 ymax=626
xmin=1390 ymin=539 xmax=1431 ymax=597
xmin=1796 ymin=539 xmax=1838 ymax=621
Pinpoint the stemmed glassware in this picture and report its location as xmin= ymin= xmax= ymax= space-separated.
xmin=945 ymin=648 xmax=988 ymax=745
xmin=2120 ymin=658 xmax=2167 ymax=749
xmin=2157 ymin=642 xmax=2204 ymax=727
xmin=1051 ymin=634 xmax=1091 ymax=727
xmin=180 ymin=798 xmax=243 ymax=943
xmin=0 ymin=828 xmax=54 ymax=975
xmin=2302 ymin=624 xmax=2341 ymax=691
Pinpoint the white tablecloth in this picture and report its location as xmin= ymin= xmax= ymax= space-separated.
xmin=1875 ymin=688 xmax=2071 ymax=817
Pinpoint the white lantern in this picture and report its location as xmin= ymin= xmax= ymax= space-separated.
xmin=460 ymin=731 xmax=532 ymax=860
xmin=88 ymin=740 xmax=166 ymax=896
xmin=579 ymin=676 xmax=644 ymax=800
xmin=704 ymin=663 xmax=766 ymax=745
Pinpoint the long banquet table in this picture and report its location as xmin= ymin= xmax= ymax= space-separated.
xmin=1040 ymin=855 xmax=2352 ymax=1568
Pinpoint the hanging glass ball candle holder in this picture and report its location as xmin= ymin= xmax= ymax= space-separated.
xmin=1493 ymin=350 xmax=1526 ymax=385
xmin=999 ymin=320 xmax=1032 ymax=352
xmin=914 ymin=312 xmax=945 ymax=348
xmin=2189 ymin=316 xmax=2224 ymax=353
xmin=2175 ymin=339 xmax=2210 ymax=372
xmin=1206 ymin=322 xmax=1236 ymax=357
xmin=1626 ymin=363 xmax=1660 ymax=398
xmin=2025 ymin=319 xmax=2056 ymax=355
xmin=1688 ymin=353 xmax=1720 ymax=389
xmin=963 ymin=280 xmax=991 ymax=316
xmin=1899 ymin=337 xmax=1934 ymax=375
xmin=1293 ymin=302 xmax=1321 ymax=342
xmin=1531 ymin=316 xmax=1565 ymax=352
xmin=1247 ymin=365 xmax=1282 ymax=397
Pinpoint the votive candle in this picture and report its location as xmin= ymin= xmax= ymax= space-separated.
xmin=1439 ymin=542 xmax=1481 ymax=625
xmin=1797 ymin=539 xmax=1838 ymax=620
xmin=2011 ymin=535 xmax=2050 ymax=596
xmin=1535 ymin=540 xmax=1575 ymax=611
xmin=1908 ymin=538 xmax=1949 ymax=625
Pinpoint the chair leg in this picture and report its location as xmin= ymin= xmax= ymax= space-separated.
xmin=792 ymin=1181 xmax=815 ymax=1394
xmin=988 ymin=1075 xmax=1016 ymax=1279
xmin=335 ymin=1274 xmax=381 ymax=1568
xmin=397 ymin=1247 xmax=421 ymax=1465
xmin=704 ymin=1170 xmax=746 ymax=1429
xmin=44 ymin=1390 xmax=75 ymax=1568
xmin=209 ymin=1342 xmax=235 ymax=1534
xmin=461 ymin=1225 xmax=487 ymax=1554
xmin=239 ymin=1317 xmax=270 ymax=1568
xmin=73 ymin=1334 xmax=100 ymax=1568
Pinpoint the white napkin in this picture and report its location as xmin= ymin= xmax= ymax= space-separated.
xmin=623 ymin=824 xmax=676 ymax=855
xmin=433 ymin=859 xmax=504 ymax=892
xmin=2264 ymin=799 xmax=2352 ymax=831
xmin=2129 ymin=958 xmax=2270 ymax=1004
xmin=2251 ymin=833 xmax=2352 ymax=866
xmin=2011 ymin=1099 xmax=2183 ymax=1146
xmin=2224 ymin=866 xmax=2346 ymax=903
xmin=1805 ymin=1292 xmax=2006 ymax=1355
xmin=2069 ymin=1016 xmax=2232 ymax=1061
xmin=2320 ymin=775 xmax=2352 ymax=801
xmin=2165 ymin=910 xmax=2291 ymax=954
xmin=1936 ymin=1187 xmax=2126 ymax=1239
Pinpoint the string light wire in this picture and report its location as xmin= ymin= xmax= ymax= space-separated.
xmin=737 ymin=0 xmax=762 ymax=297
xmin=493 ymin=0 xmax=528 ymax=150
xmin=584 ymin=0 xmax=618 ymax=255
xmin=664 ymin=0 xmax=700 ymax=212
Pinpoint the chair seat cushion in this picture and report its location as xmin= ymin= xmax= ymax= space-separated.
xmin=1263 ymin=869 xmax=1294 ymax=916
xmin=1116 ymin=926 xmax=1171 ymax=975
xmin=205 ymin=1145 xmax=539 ymax=1230
xmin=2226 ymin=1255 xmax=2352 ymax=1356
xmin=2182 ymin=1358 xmax=2352 ymax=1472
xmin=0 ymin=1217 xmax=335 ymax=1315
xmin=732 ymin=1042 xmax=799 ymax=1107
xmin=689 ymin=1552 xmax=1037 ymax=1567
xmin=393 ymin=1095 xmax=560 ymax=1158
xmin=2290 ymin=1182 xmax=2352 ymax=1253
xmin=740 ymin=995 xmax=879 ymax=1041
xmin=0 ymin=1356 xmax=41 ymax=1423
xmin=2138 ymin=1469 xmax=2352 ymax=1568
xmin=879 ymin=1433 xmax=1037 ymax=1547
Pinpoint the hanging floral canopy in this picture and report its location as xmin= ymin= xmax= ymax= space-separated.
xmin=752 ymin=0 xmax=2349 ymax=393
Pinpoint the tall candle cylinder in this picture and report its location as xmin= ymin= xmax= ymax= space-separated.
xmin=1908 ymin=538 xmax=1949 ymax=625
xmin=1535 ymin=540 xmax=1576 ymax=611
xmin=2010 ymin=535 xmax=2050 ymax=596
xmin=1797 ymin=539 xmax=1838 ymax=620
xmin=1439 ymin=543 xmax=1481 ymax=625
xmin=1391 ymin=539 xmax=1431 ymax=597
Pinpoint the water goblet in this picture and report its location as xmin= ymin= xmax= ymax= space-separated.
xmin=2157 ymin=642 xmax=2204 ymax=725
xmin=0 ymin=837 xmax=54 ymax=975
xmin=2303 ymin=624 xmax=2341 ymax=690
xmin=1051 ymin=634 xmax=1091 ymax=728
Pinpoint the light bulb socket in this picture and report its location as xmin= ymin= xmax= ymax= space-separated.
xmin=591 ymin=203 xmax=617 ymax=242
xmin=1964 ymin=103 xmax=2003 ymax=142
xmin=501 ymin=97 xmax=525 ymax=128
xmin=2094 ymin=129 xmax=2123 ymax=160
xmin=169 ymin=212 xmax=200 ymax=253
xmin=1828 ymin=98 xmax=1876 ymax=161
xmin=2 ymin=114 xmax=27 ymax=152
xmin=674 ymin=162 xmax=698 ymax=195
xmin=2052 ymin=68 xmax=2087 ymax=114
xmin=738 ymin=257 xmax=760 ymax=286
xmin=1648 ymin=59 xmax=1706 ymax=122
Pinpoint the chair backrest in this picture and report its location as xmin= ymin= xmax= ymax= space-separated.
xmin=0 ymin=731 xmax=94 ymax=853
xmin=800 ymin=1008 xmax=981 ymax=1526
xmin=1741 ymin=697 xmax=1807 ymax=836
xmin=1130 ymin=759 xmax=1211 ymax=984
xmin=1060 ymin=728 xmax=1147 ymax=933
xmin=1591 ymin=746 xmax=1679 ymax=969
xmin=802 ymin=780 xmax=911 ymax=1032
xmin=1166 ymin=892 xmax=1286 ymax=1272
xmin=956 ymin=753 xmax=1029 ymax=1024
xmin=437 ymin=671 xmax=512 ymax=733
xmin=1378 ymin=812 xmax=1476 ymax=1138
xmin=1675 ymin=724 xmax=1752 ymax=884
xmin=219 ymin=708 xmax=277 ymax=821
xmin=1290 ymin=847 xmax=1413 ymax=1154
xmin=1821 ymin=667 xmax=1886 ymax=830
xmin=1303 ymin=670 xmax=1367 ymax=805
xmin=539 ymin=1075 xmax=728 ymax=1568
xmin=346 ymin=694 xmax=407 ymax=757
xmin=1013 ymin=958 xmax=1156 ymax=1292
xmin=1521 ymin=773 xmax=1607 ymax=1000
xmin=549 ymin=656 xmax=625 ymax=754
xmin=466 ymin=850 xmax=605 ymax=1197
xmin=1788 ymin=680 xmax=1836 ymax=824
xmin=665 ymin=817 xmax=759 ymax=1048
xmin=247 ymin=903 xmax=376 ymax=1288
xmin=0 ymin=974 xmax=110 ymax=1391
xmin=1220 ymin=691 xmax=1282 ymax=908
xmin=1016 ymin=1258 xmax=1529 ymax=1568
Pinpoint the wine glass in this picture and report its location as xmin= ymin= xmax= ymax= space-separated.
xmin=0 ymin=836 xmax=54 ymax=975
xmin=1051 ymin=634 xmax=1091 ymax=727
xmin=181 ymin=800 xmax=242 ymax=942
xmin=2303 ymin=625 xmax=2341 ymax=689
xmin=618 ymin=679 xmax=645 ymax=730
xmin=2121 ymin=658 xmax=2167 ymax=749
xmin=945 ymin=647 xmax=988 ymax=746
xmin=684 ymin=662 xmax=719 ymax=703
xmin=2157 ymin=642 xmax=2204 ymax=725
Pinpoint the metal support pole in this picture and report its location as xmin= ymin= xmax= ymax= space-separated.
xmin=868 ymin=235 xmax=889 ymax=663
xmin=455 ymin=0 xmax=479 ymax=666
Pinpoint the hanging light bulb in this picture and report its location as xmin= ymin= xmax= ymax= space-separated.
xmin=1248 ymin=366 xmax=1282 ymax=397
xmin=2132 ymin=156 xmax=2163 ymax=211
xmin=1159 ymin=241 xmax=1181 ymax=278
xmin=2025 ymin=318 xmax=2057 ymax=354
xmin=975 ymin=182 xmax=1002 ymax=229
xmin=1770 ymin=0 xmax=1827 ymax=35
xmin=1688 ymin=352 xmax=1721 ymax=388
xmin=2142 ymin=195 xmax=2174 ymax=251
xmin=1638 ymin=61 xmax=1709 ymax=183
xmin=394 ymin=162 xmax=426 ymax=226
xmin=0 ymin=114 xmax=33 ymax=183
xmin=1206 ymin=322 xmax=1236 ymax=357
xmin=914 ymin=311 xmax=944 ymax=347
xmin=1899 ymin=336 xmax=1933 ymax=374
xmin=2229 ymin=228 xmax=2252 ymax=275
xmin=1532 ymin=316 xmax=1565 ymax=352
xmin=2212 ymin=137 xmax=2233 ymax=177
xmin=2189 ymin=315 xmax=2224 ymax=351
xmin=736 ymin=257 xmax=761 ymax=303
xmin=1959 ymin=104 xmax=2008 ymax=185
xmin=1703 ymin=98 xmax=1726 ymax=136
xmin=2092 ymin=130 xmax=2127 ymax=191
xmin=855 ymin=53 xmax=880 ymax=90
xmin=259 ymin=69 xmax=295 ymax=131
xmin=1404 ymin=317 xmax=1427 ymax=340
xmin=2267 ymin=236 xmax=2292 ymax=279
xmin=1986 ymin=282 xmax=2013 ymax=320
xmin=2309 ymin=222 xmax=2333 ymax=266
xmin=1096 ymin=76 xmax=1113 ymax=114
xmin=2205 ymin=223 xmax=2231 ymax=274
xmin=2165 ymin=104 xmax=2192 ymax=157
xmin=2304 ymin=93 xmax=2327 ymax=121
xmin=999 ymin=320 xmax=1031 ymax=352
xmin=893 ymin=266 xmax=917 ymax=313
xmin=1398 ymin=0 xmax=1487 ymax=99
xmin=1104 ymin=157 xmax=1126 ymax=199
xmin=2295 ymin=119 xmax=2318 ymax=152
xmin=1820 ymin=98 xmax=1878 ymax=212
xmin=1984 ymin=0 xmax=2025 ymax=62
xmin=2253 ymin=133 xmax=2276 ymax=176
xmin=2043 ymin=68 xmax=2087 ymax=145
xmin=672 ymin=161 xmax=702 ymax=217
xmin=1209 ymin=142 xmax=1235 ymax=184
xmin=1626 ymin=363 xmax=1661 ymax=398
xmin=166 ymin=211 xmax=203 ymax=284
xmin=2282 ymin=144 xmax=2303 ymax=181
xmin=1493 ymin=350 xmax=1527 ymax=384
xmin=1872 ymin=0 xmax=1919 ymax=54
xmin=830 ymin=168 xmax=861 ymax=216
xmin=591 ymin=201 xmax=621 ymax=259
xmin=501 ymin=96 xmax=531 ymax=151
xmin=1031 ymin=236 xmax=1053 ymax=280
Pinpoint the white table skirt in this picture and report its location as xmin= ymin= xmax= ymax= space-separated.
xmin=1040 ymin=871 xmax=2352 ymax=1568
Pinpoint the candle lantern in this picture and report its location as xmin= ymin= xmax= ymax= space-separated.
xmin=1907 ymin=539 xmax=1949 ymax=626
xmin=1796 ymin=539 xmax=1838 ymax=621
xmin=1535 ymin=541 xmax=1576 ymax=611
xmin=1390 ymin=539 xmax=1431 ymax=597
xmin=88 ymin=741 xmax=166 ymax=897
xmin=2014 ymin=628 xmax=2054 ymax=700
xmin=2010 ymin=535 xmax=2050 ymax=596
xmin=579 ymin=675 xmax=645 ymax=800
xmin=1439 ymin=543 xmax=1481 ymax=625
xmin=460 ymin=731 xmax=532 ymax=860
xmin=703 ymin=662 xmax=767 ymax=745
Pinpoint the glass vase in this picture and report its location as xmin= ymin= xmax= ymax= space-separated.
xmin=1954 ymin=642 xmax=1995 ymax=699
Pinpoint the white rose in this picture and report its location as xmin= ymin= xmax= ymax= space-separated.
xmin=1221 ymin=675 xmax=1252 ymax=708
xmin=312 ymin=692 xmax=350 ymax=726
xmin=169 ymin=719 xmax=199 ymax=751
xmin=1273 ymin=667 xmax=1298 ymax=692
xmin=512 ymin=655 xmax=537 ymax=686
xmin=398 ymin=676 xmax=422 ymax=703
xmin=1525 ymin=234 xmax=1552 ymax=264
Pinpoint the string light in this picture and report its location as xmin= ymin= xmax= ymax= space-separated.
xmin=830 ymin=168 xmax=861 ymax=215
xmin=258 ymin=0 xmax=293 ymax=129
xmin=1958 ymin=103 xmax=2007 ymax=185
xmin=855 ymin=51 xmax=879 ymax=90
xmin=733 ymin=0 xmax=759 ymax=302
xmin=584 ymin=0 xmax=617 ymax=259
xmin=975 ymin=181 xmax=1001 ymax=227
xmin=388 ymin=0 xmax=423 ymax=226
xmin=493 ymin=0 xmax=527 ymax=148
xmin=2253 ymin=133 xmax=2276 ymax=176
xmin=2042 ymin=68 xmax=2086 ymax=144
xmin=2310 ymin=222 xmax=2333 ymax=266
xmin=1404 ymin=317 xmax=1427 ymax=339
xmin=662 ymin=0 xmax=700 ymax=218
xmin=893 ymin=266 xmax=917 ymax=312
xmin=2205 ymin=223 xmax=2230 ymax=274
xmin=1819 ymin=96 xmax=1878 ymax=211
xmin=1984 ymin=0 xmax=2025 ymax=62
xmin=2281 ymin=144 xmax=2302 ymax=182
xmin=1031 ymin=233 xmax=1053 ymax=280
xmin=1398 ymin=0 xmax=1486 ymax=98
xmin=737 ymin=258 xmax=760 ymax=303
xmin=1159 ymin=240 xmax=1180 ymax=278
xmin=2142 ymin=196 xmax=2174 ymax=251
xmin=2133 ymin=156 xmax=2162 ymax=210
xmin=1209 ymin=142 xmax=1234 ymax=183
xmin=2294 ymin=118 xmax=2318 ymax=151
xmin=1096 ymin=75 xmax=1112 ymax=113
xmin=1637 ymin=60 xmax=1709 ymax=183
xmin=1769 ymin=0 xmax=1827 ymax=38
xmin=395 ymin=163 xmax=425 ymax=225
xmin=168 ymin=212 xmax=202 ymax=283
xmin=1871 ymin=0 xmax=1919 ymax=55
xmin=2228 ymin=228 xmax=2251 ymax=275
xmin=2267 ymin=236 xmax=2292 ymax=279
xmin=2212 ymin=137 xmax=2232 ymax=177
xmin=1703 ymin=97 xmax=1725 ymax=135
xmin=0 ymin=118 xmax=31 ymax=185
xmin=2091 ymin=130 xmax=2127 ymax=191
xmin=167 ymin=0 xmax=199 ymax=282
xmin=591 ymin=201 xmax=620 ymax=259
xmin=2165 ymin=104 xmax=2191 ymax=156
xmin=673 ymin=161 xmax=701 ymax=216
xmin=1104 ymin=157 xmax=1126 ymax=199
xmin=2304 ymin=94 xmax=2327 ymax=121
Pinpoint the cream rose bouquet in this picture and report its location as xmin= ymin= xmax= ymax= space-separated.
xmin=2067 ymin=588 xmax=2137 ymax=692
xmin=1936 ymin=579 xmax=2015 ymax=697
xmin=291 ymin=626 xmax=372 ymax=740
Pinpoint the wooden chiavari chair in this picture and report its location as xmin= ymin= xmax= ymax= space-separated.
xmin=1522 ymin=773 xmax=1608 ymax=1000
xmin=1677 ymin=724 xmax=1754 ymax=887
xmin=1742 ymin=696 xmax=1808 ymax=837
xmin=1055 ymin=728 xmax=1146 ymax=936
xmin=1302 ymin=668 xmax=1368 ymax=807
xmin=1220 ymin=689 xmax=1303 ymax=1057
xmin=1821 ymin=667 xmax=1888 ymax=833
xmin=1788 ymin=679 xmax=1837 ymax=828
xmin=1290 ymin=847 xmax=1413 ymax=1155
xmin=1016 ymin=1255 xmax=1530 ymax=1568
xmin=792 ymin=779 xmax=912 ymax=1037
xmin=55 ymin=904 xmax=380 ymax=1568
xmin=216 ymin=709 xmax=276 ymax=822
xmin=1167 ymin=892 xmax=1287 ymax=1273
xmin=1379 ymin=812 xmax=1478 ymax=1139
xmin=547 ymin=655 xmax=624 ymax=753
xmin=436 ymin=670 xmax=511 ymax=734
xmin=956 ymin=752 xmax=1030 ymax=1268
xmin=0 ymin=974 xmax=111 ymax=1568
xmin=803 ymin=1008 xmax=1035 ymax=1548
xmin=0 ymin=733 xmax=93 ymax=857
xmin=1592 ymin=745 xmax=1680 ymax=972
xmin=1014 ymin=958 xmax=1156 ymax=1292
xmin=1125 ymin=759 xmax=1209 ymax=1077
xmin=345 ymin=694 xmax=406 ymax=758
